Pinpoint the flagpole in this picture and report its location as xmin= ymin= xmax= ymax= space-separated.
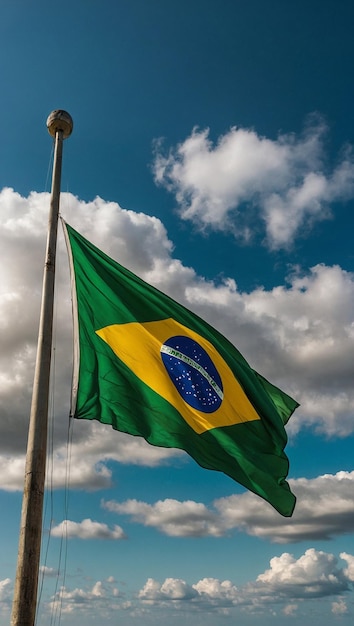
xmin=11 ymin=110 xmax=73 ymax=626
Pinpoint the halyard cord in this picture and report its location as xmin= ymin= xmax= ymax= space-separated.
xmin=37 ymin=212 xmax=75 ymax=626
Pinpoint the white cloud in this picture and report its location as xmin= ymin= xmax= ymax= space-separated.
xmin=48 ymin=579 xmax=129 ymax=617
xmin=49 ymin=581 xmax=108 ymax=614
xmin=0 ymin=578 xmax=11 ymax=602
xmin=50 ymin=518 xmax=126 ymax=540
xmin=331 ymin=598 xmax=348 ymax=614
xmin=39 ymin=565 xmax=58 ymax=577
xmin=193 ymin=578 xmax=238 ymax=602
xmin=283 ymin=603 xmax=298 ymax=616
xmin=102 ymin=498 xmax=223 ymax=537
xmin=153 ymin=119 xmax=354 ymax=248
xmin=103 ymin=471 xmax=354 ymax=543
xmin=139 ymin=577 xmax=198 ymax=603
xmin=257 ymin=549 xmax=347 ymax=596
xmin=138 ymin=548 xmax=354 ymax=610
xmin=24 ymin=550 xmax=354 ymax=618
xmin=185 ymin=262 xmax=354 ymax=438
xmin=0 ymin=188 xmax=353 ymax=495
xmin=214 ymin=471 xmax=354 ymax=543
xmin=0 ymin=425 xmax=181 ymax=492
xmin=341 ymin=553 xmax=354 ymax=581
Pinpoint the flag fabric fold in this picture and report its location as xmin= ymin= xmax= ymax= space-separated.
xmin=62 ymin=220 xmax=298 ymax=516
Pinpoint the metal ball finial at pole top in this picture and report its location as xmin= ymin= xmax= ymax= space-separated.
xmin=46 ymin=109 xmax=73 ymax=138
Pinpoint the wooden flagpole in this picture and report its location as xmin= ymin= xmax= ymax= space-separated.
xmin=11 ymin=110 xmax=73 ymax=626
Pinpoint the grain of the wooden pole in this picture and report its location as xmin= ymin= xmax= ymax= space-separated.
xmin=11 ymin=110 xmax=73 ymax=626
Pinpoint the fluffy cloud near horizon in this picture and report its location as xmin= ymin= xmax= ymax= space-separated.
xmin=153 ymin=119 xmax=354 ymax=249
xmin=0 ymin=188 xmax=353 ymax=493
xmin=48 ymin=579 xmax=123 ymax=616
xmin=8 ymin=549 xmax=350 ymax=619
xmin=138 ymin=549 xmax=354 ymax=609
xmin=102 ymin=471 xmax=354 ymax=543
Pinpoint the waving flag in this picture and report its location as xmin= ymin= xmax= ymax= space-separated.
xmin=63 ymin=221 xmax=298 ymax=516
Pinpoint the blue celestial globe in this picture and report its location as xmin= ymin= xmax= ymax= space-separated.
xmin=160 ymin=335 xmax=223 ymax=413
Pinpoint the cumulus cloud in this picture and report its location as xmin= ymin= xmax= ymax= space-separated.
xmin=193 ymin=578 xmax=239 ymax=603
xmin=49 ymin=579 xmax=121 ymax=616
xmin=0 ymin=423 xmax=181 ymax=492
xmin=50 ymin=518 xmax=126 ymax=540
xmin=138 ymin=549 xmax=354 ymax=610
xmin=256 ymin=549 xmax=348 ymax=597
xmin=39 ymin=565 xmax=58 ymax=577
xmin=185 ymin=262 xmax=354 ymax=438
xmin=331 ymin=598 xmax=348 ymax=614
xmin=0 ymin=188 xmax=187 ymax=490
xmin=215 ymin=471 xmax=354 ymax=543
xmin=283 ymin=603 xmax=298 ymax=616
xmin=1 ymin=188 xmax=353 ymax=495
xmin=341 ymin=552 xmax=354 ymax=581
xmin=138 ymin=576 xmax=238 ymax=608
xmin=0 ymin=578 xmax=12 ymax=620
xmin=102 ymin=471 xmax=354 ymax=543
xmin=0 ymin=578 xmax=11 ymax=602
xmin=153 ymin=119 xmax=354 ymax=248
xmin=139 ymin=577 xmax=198 ymax=603
xmin=23 ymin=550 xmax=354 ymax=618
xmin=103 ymin=498 xmax=223 ymax=537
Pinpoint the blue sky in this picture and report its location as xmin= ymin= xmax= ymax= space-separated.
xmin=1 ymin=1 xmax=354 ymax=624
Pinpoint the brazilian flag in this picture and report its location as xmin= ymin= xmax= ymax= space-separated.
xmin=63 ymin=221 xmax=298 ymax=516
